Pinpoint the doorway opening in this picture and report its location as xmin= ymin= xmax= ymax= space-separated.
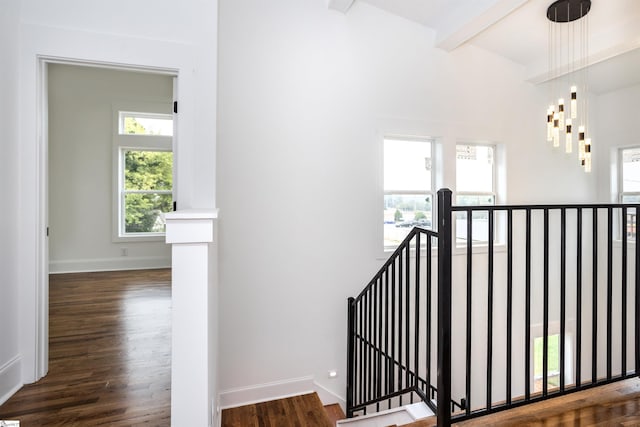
xmin=37 ymin=58 xmax=178 ymax=383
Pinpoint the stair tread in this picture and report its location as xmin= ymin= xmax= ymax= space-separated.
xmin=398 ymin=415 xmax=437 ymax=427
xmin=324 ymin=403 xmax=346 ymax=425
xmin=221 ymin=392 xmax=333 ymax=427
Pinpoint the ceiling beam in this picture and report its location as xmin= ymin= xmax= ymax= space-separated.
xmin=435 ymin=0 xmax=529 ymax=52
xmin=526 ymin=18 xmax=640 ymax=84
xmin=327 ymin=0 xmax=355 ymax=14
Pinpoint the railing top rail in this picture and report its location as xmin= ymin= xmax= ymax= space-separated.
xmin=452 ymin=202 xmax=640 ymax=212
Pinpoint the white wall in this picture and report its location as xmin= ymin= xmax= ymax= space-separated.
xmin=217 ymin=0 xmax=597 ymax=405
xmin=16 ymin=4 xmax=218 ymax=421
xmin=48 ymin=64 xmax=173 ymax=273
xmin=0 ymin=0 xmax=23 ymax=405
xmin=594 ymin=84 xmax=640 ymax=202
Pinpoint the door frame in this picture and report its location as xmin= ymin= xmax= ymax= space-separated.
xmin=33 ymin=55 xmax=179 ymax=380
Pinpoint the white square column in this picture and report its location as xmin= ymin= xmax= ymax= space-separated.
xmin=165 ymin=209 xmax=219 ymax=427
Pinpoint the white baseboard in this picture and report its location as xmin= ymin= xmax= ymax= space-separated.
xmin=49 ymin=256 xmax=171 ymax=274
xmin=219 ymin=376 xmax=315 ymax=409
xmin=0 ymin=355 xmax=22 ymax=406
xmin=218 ymin=376 xmax=346 ymax=411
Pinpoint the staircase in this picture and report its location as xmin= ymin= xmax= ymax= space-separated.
xmin=347 ymin=189 xmax=640 ymax=426
xmin=220 ymin=392 xmax=437 ymax=427
xmin=221 ymin=392 xmax=340 ymax=427
xmin=336 ymin=402 xmax=433 ymax=427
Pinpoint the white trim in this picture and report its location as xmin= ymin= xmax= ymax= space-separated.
xmin=218 ymin=376 xmax=346 ymax=411
xmin=0 ymin=355 xmax=22 ymax=406
xmin=49 ymin=256 xmax=171 ymax=274
xmin=20 ymin=22 xmax=196 ymax=383
xmin=313 ymin=380 xmax=346 ymax=410
xmin=219 ymin=376 xmax=315 ymax=410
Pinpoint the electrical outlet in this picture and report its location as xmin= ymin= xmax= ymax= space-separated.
xmin=121 ymin=247 xmax=128 ymax=257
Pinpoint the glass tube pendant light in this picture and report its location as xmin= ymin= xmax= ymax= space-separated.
xmin=545 ymin=0 xmax=592 ymax=172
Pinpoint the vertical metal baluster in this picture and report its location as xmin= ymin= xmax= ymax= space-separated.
xmin=368 ymin=285 xmax=373 ymax=405
xmin=506 ymin=209 xmax=513 ymax=404
xmin=486 ymin=209 xmax=494 ymax=409
xmin=360 ymin=295 xmax=364 ymax=406
xmin=398 ymin=247 xmax=404 ymax=406
xmin=385 ymin=266 xmax=390 ymax=404
xmin=576 ymin=208 xmax=583 ymax=389
xmin=607 ymin=207 xmax=613 ymax=380
xmin=592 ymin=207 xmax=598 ymax=384
xmin=560 ymin=208 xmax=566 ymax=391
xmin=525 ymin=209 xmax=532 ymax=400
xmin=373 ymin=278 xmax=378 ymax=407
xmin=406 ymin=242 xmax=411 ymax=393
xmin=622 ymin=207 xmax=628 ymax=376
xmin=635 ymin=205 xmax=640 ymax=376
xmin=465 ymin=209 xmax=473 ymax=416
xmin=426 ymin=234 xmax=432 ymax=395
xmin=391 ymin=258 xmax=396 ymax=397
xmin=415 ymin=232 xmax=421 ymax=394
xmin=347 ymin=298 xmax=355 ymax=417
xmin=543 ymin=209 xmax=549 ymax=396
xmin=377 ymin=275 xmax=382 ymax=410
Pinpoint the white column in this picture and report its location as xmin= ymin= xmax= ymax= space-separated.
xmin=165 ymin=209 xmax=218 ymax=427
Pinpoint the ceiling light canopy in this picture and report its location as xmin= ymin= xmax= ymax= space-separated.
xmin=547 ymin=0 xmax=591 ymax=23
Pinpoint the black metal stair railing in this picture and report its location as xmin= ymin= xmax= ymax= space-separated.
xmin=346 ymin=189 xmax=458 ymax=421
xmin=346 ymin=188 xmax=640 ymax=427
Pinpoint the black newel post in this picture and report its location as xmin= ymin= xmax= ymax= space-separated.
xmin=437 ymin=188 xmax=453 ymax=426
xmin=346 ymin=297 xmax=355 ymax=417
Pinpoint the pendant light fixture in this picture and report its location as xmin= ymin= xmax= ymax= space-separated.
xmin=546 ymin=0 xmax=592 ymax=172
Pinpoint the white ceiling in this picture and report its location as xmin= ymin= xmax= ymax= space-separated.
xmin=356 ymin=0 xmax=640 ymax=94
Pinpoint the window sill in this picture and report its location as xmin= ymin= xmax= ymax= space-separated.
xmin=113 ymin=233 xmax=167 ymax=243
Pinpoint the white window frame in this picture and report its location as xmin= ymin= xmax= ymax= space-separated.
xmin=617 ymin=146 xmax=640 ymax=242
xmin=118 ymin=111 xmax=173 ymax=136
xmin=383 ymin=135 xmax=435 ymax=251
xmin=455 ymin=142 xmax=498 ymax=247
xmin=112 ymin=106 xmax=173 ymax=243
xmin=619 ymin=146 xmax=640 ymax=203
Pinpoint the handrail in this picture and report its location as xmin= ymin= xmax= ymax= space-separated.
xmin=353 ymin=226 xmax=438 ymax=302
xmin=347 ymin=226 xmax=440 ymax=416
xmin=347 ymin=189 xmax=640 ymax=426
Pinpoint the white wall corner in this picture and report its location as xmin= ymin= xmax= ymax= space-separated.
xmin=314 ymin=380 xmax=346 ymax=410
xmin=0 ymin=355 xmax=23 ymax=406
xmin=217 ymin=376 xmax=346 ymax=412
xmin=327 ymin=0 xmax=355 ymax=14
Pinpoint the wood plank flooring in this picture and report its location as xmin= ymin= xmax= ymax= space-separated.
xmin=221 ymin=393 xmax=335 ymax=427
xmin=398 ymin=377 xmax=640 ymax=427
xmin=324 ymin=403 xmax=345 ymax=425
xmin=0 ymin=269 xmax=172 ymax=426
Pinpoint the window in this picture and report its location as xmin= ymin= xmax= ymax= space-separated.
xmin=619 ymin=147 xmax=640 ymax=240
xmin=119 ymin=111 xmax=173 ymax=136
xmin=114 ymin=110 xmax=173 ymax=240
xmin=455 ymin=144 xmax=496 ymax=245
xmin=120 ymin=149 xmax=173 ymax=234
xmin=383 ymin=137 xmax=433 ymax=248
xmin=533 ymin=334 xmax=560 ymax=392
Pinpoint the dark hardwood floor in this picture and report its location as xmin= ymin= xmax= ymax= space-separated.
xmin=221 ymin=393 xmax=335 ymax=427
xmin=0 ymin=269 xmax=172 ymax=426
